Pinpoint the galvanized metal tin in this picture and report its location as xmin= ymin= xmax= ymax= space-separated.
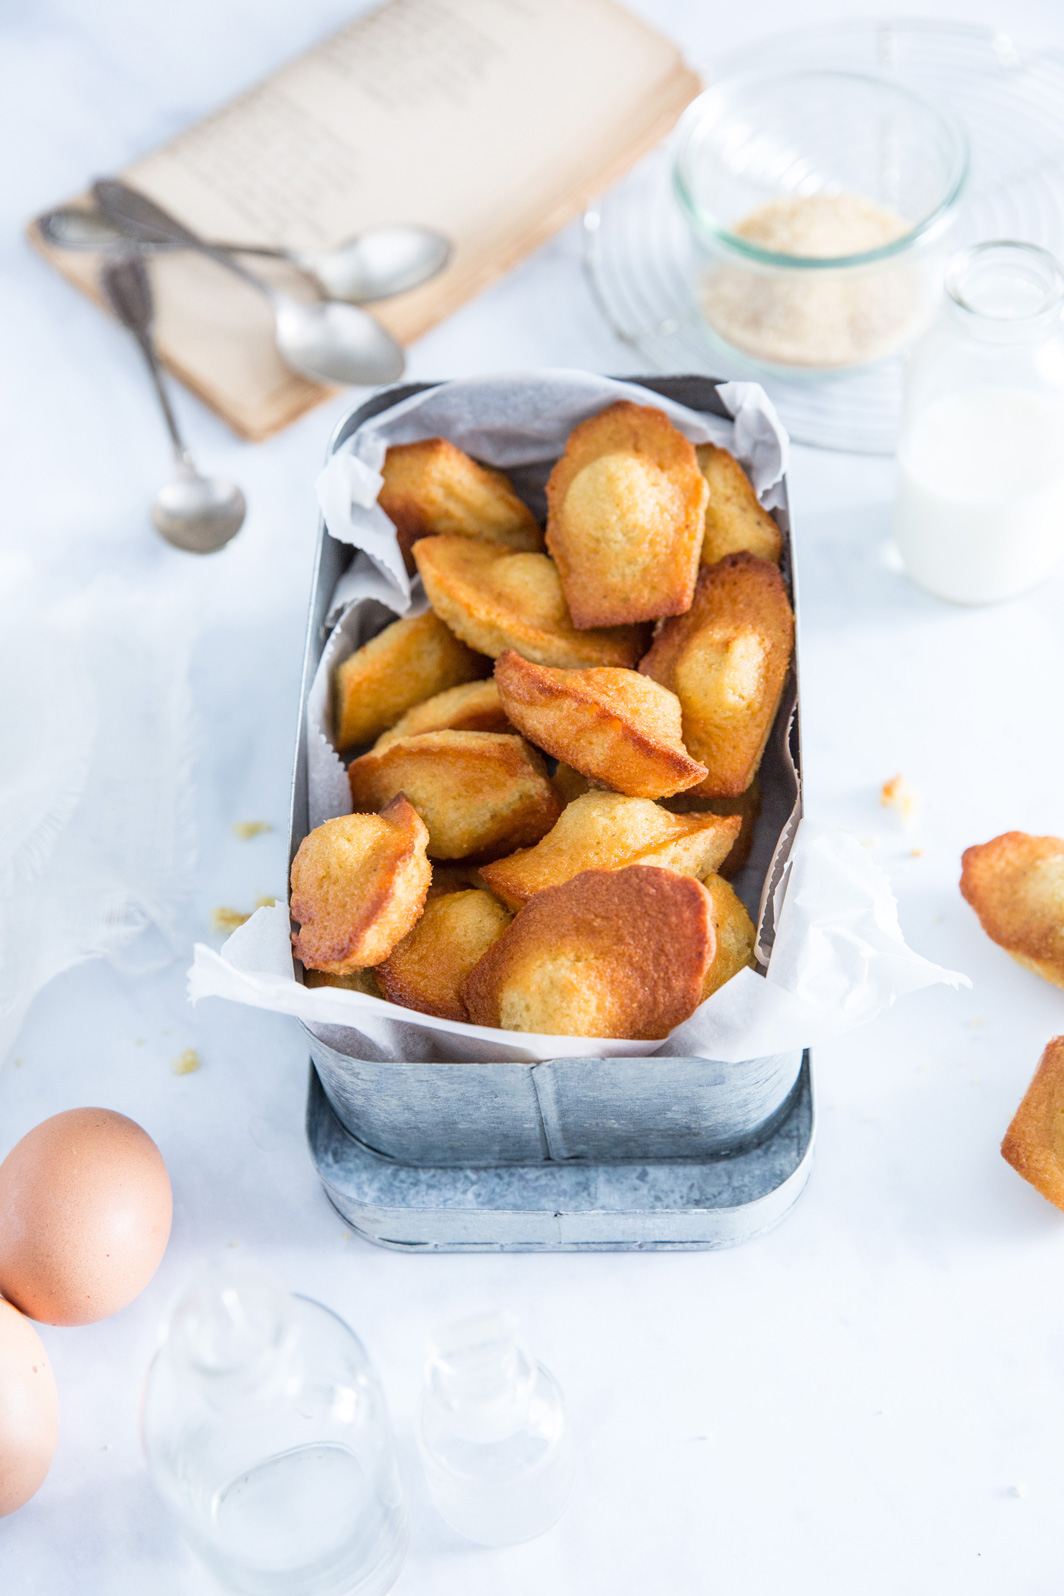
xmin=306 ymin=1053 xmax=815 ymax=1251
xmin=291 ymin=375 xmax=805 ymax=1174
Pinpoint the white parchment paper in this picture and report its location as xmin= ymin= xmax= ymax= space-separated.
xmin=188 ymin=372 xmax=967 ymax=1063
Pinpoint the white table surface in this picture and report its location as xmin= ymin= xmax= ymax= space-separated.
xmin=4 ymin=2 xmax=1064 ymax=1591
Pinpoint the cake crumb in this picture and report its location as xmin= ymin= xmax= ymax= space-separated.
xmin=233 ymin=820 xmax=272 ymax=840
xmin=171 ymin=1048 xmax=201 ymax=1076
xmin=212 ymin=906 xmax=250 ymax=935
xmin=255 ymin=895 xmax=278 ymax=910
xmin=881 ymin=774 xmax=921 ymax=826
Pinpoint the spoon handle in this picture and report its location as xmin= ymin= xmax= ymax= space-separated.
xmin=99 ymin=253 xmax=188 ymax=464
xmin=93 ymin=179 xmax=274 ymax=300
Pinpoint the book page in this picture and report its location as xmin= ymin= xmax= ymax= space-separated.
xmin=32 ymin=0 xmax=699 ymax=438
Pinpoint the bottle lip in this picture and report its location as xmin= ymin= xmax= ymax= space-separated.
xmin=946 ymin=241 xmax=1064 ymax=328
xmin=424 ymin=1310 xmax=538 ymax=1442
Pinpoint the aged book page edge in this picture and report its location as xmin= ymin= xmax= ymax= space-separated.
xmin=27 ymin=59 xmax=700 ymax=442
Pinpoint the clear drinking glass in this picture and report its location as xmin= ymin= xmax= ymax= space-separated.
xmin=142 ymin=1267 xmax=408 ymax=1596
xmin=893 ymin=241 xmax=1064 ymax=604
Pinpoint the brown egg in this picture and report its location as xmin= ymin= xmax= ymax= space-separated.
xmin=0 ymin=1108 xmax=172 ymax=1327
xmin=0 ymin=1299 xmax=59 ymax=1516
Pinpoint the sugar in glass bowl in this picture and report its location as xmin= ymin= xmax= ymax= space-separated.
xmin=673 ymin=69 xmax=969 ymax=378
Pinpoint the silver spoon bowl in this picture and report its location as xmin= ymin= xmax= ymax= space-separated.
xmin=152 ymin=459 xmax=247 ymax=554
xmin=38 ymin=203 xmax=450 ymax=305
xmin=100 ymin=253 xmax=245 ymax=554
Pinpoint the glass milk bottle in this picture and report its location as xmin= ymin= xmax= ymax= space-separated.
xmin=142 ymin=1267 xmax=408 ymax=1596
xmin=417 ymin=1310 xmax=574 ymax=1545
xmin=893 ymin=240 xmax=1064 ymax=603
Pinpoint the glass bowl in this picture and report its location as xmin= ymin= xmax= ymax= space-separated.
xmin=673 ymin=68 xmax=969 ymax=378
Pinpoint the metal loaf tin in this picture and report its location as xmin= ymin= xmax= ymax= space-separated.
xmin=291 ymin=375 xmax=804 ymax=1170
xmin=307 ymin=1054 xmax=814 ymax=1251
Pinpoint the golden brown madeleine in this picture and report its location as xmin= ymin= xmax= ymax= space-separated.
xmin=377 ymin=890 xmax=514 ymax=1021
xmin=696 ymin=443 xmax=783 ymax=567
xmin=494 ymin=650 xmax=706 ymax=799
xmin=373 ymin=680 xmax=510 ymax=750
xmin=661 ymin=780 xmax=762 ymax=879
xmin=303 ymin=968 xmax=382 ymax=996
xmin=290 ymin=795 xmax=430 ymax=974
xmin=479 ymin=791 xmax=739 ymax=911
xmin=960 ymin=832 xmax=1064 ymax=988
xmin=380 ymin=438 xmax=543 ymax=571
xmin=348 ymin=731 xmax=561 ymax=860
xmin=414 ymin=536 xmax=646 ymax=668
xmin=462 ymin=866 xmax=713 ymax=1039
xmin=545 ymin=401 xmax=707 ymax=626
xmin=639 ymin=552 xmax=794 ymax=798
xmin=1002 ymin=1037 xmax=1064 ymax=1210
xmin=700 ymin=875 xmax=757 ymax=999
xmin=333 ymin=610 xmax=488 ymax=751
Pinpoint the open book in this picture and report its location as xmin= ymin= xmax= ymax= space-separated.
xmin=30 ymin=0 xmax=699 ymax=440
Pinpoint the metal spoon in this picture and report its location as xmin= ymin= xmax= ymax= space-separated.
xmin=93 ymin=180 xmax=405 ymax=387
xmin=37 ymin=204 xmax=451 ymax=304
xmin=100 ymin=253 xmax=246 ymax=554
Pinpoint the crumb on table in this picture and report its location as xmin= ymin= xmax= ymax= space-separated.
xmin=211 ymin=906 xmax=250 ymax=935
xmin=171 ymin=1048 xmax=201 ymax=1076
xmin=881 ymin=774 xmax=921 ymax=826
xmin=232 ymin=821 xmax=272 ymax=840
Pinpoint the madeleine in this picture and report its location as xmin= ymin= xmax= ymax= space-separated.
xmin=333 ymin=610 xmax=487 ymax=751
xmin=640 ymin=552 xmax=794 ymax=797
xmin=546 ymin=401 xmax=707 ymax=625
xmin=290 ymin=795 xmax=430 ymax=973
xmin=380 ymin=437 xmax=542 ymax=570
xmin=462 ymin=866 xmax=714 ymax=1039
xmin=348 ymin=731 xmax=560 ymax=859
xmin=377 ymin=889 xmax=513 ymax=1021
xmin=479 ymin=791 xmax=738 ymax=910
xmin=414 ymin=535 xmax=646 ymax=668
xmin=494 ymin=650 xmax=706 ymax=799
xmin=960 ymin=831 xmax=1064 ymax=989
xmin=697 ymin=443 xmax=782 ymax=567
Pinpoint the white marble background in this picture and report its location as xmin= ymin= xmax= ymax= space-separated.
xmin=3 ymin=1 xmax=1064 ymax=1591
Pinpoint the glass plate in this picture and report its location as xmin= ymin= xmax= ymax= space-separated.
xmin=584 ymin=20 xmax=1064 ymax=454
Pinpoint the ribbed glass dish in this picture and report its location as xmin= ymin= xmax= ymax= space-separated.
xmin=584 ymin=21 xmax=1064 ymax=454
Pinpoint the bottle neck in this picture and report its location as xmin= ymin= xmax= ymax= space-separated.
xmin=945 ymin=241 xmax=1064 ymax=349
xmin=165 ymin=1265 xmax=301 ymax=1412
xmin=424 ymin=1311 xmax=537 ymax=1443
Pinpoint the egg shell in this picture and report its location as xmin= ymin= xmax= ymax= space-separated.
xmin=0 ymin=1108 xmax=172 ymax=1327
xmin=0 ymin=1299 xmax=59 ymax=1516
